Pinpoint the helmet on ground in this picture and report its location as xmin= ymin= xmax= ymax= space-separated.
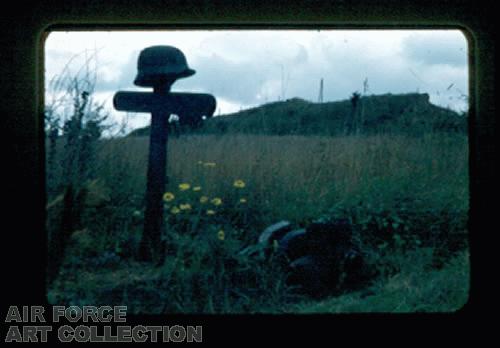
xmin=134 ymin=46 xmax=196 ymax=87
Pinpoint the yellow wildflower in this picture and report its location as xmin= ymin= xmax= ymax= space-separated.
xmin=233 ymin=179 xmax=246 ymax=188
xmin=217 ymin=230 xmax=225 ymax=241
xmin=178 ymin=183 xmax=190 ymax=191
xmin=239 ymin=198 xmax=247 ymax=204
xmin=206 ymin=209 xmax=216 ymax=216
xmin=200 ymin=196 xmax=209 ymax=204
xmin=179 ymin=203 xmax=192 ymax=211
xmin=203 ymin=162 xmax=216 ymax=167
xmin=193 ymin=186 xmax=202 ymax=192
xmin=211 ymin=197 xmax=222 ymax=206
xmin=170 ymin=206 xmax=180 ymax=214
xmin=163 ymin=192 xmax=175 ymax=202
xmin=197 ymin=161 xmax=204 ymax=165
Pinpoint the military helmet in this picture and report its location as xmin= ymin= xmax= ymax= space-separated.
xmin=134 ymin=46 xmax=196 ymax=87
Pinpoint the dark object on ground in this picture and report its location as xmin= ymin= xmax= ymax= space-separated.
xmin=277 ymin=228 xmax=308 ymax=260
xmin=258 ymin=218 xmax=371 ymax=297
xmin=258 ymin=220 xmax=292 ymax=244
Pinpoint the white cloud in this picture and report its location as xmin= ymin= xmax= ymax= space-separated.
xmin=45 ymin=29 xmax=469 ymax=132
xmin=402 ymin=30 xmax=468 ymax=67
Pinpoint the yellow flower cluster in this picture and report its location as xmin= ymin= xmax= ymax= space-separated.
xmin=211 ymin=198 xmax=222 ymax=206
xmin=163 ymin=179 xmax=249 ymax=219
xmin=178 ymin=183 xmax=191 ymax=191
xmin=163 ymin=192 xmax=175 ymax=202
xmin=179 ymin=203 xmax=192 ymax=211
xmin=217 ymin=230 xmax=225 ymax=241
xmin=169 ymin=204 xmax=193 ymax=214
xmin=233 ymin=179 xmax=246 ymax=188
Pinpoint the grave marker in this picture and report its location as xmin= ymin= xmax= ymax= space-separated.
xmin=113 ymin=46 xmax=216 ymax=262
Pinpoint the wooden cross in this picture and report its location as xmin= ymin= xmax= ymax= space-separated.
xmin=113 ymin=46 xmax=216 ymax=263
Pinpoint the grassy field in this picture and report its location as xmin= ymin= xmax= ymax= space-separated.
xmin=47 ymin=132 xmax=470 ymax=313
xmin=98 ymin=133 xmax=469 ymax=224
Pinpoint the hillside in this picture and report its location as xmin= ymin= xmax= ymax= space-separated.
xmin=128 ymin=93 xmax=467 ymax=137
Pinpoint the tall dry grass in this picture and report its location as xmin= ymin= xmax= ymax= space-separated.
xmin=97 ymin=133 xmax=469 ymax=227
xmin=49 ymin=132 xmax=469 ymax=312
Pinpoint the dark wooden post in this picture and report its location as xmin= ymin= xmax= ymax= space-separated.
xmin=140 ymin=81 xmax=172 ymax=262
xmin=113 ymin=46 xmax=216 ymax=264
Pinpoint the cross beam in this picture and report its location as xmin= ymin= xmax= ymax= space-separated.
xmin=114 ymin=92 xmax=216 ymax=117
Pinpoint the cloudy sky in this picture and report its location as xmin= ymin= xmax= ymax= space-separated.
xmin=44 ymin=30 xmax=468 ymax=133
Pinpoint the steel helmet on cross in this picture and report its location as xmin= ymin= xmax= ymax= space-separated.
xmin=134 ymin=45 xmax=196 ymax=87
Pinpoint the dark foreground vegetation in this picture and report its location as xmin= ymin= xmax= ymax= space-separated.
xmin=45 ymin=83 xmax=469 ymax=313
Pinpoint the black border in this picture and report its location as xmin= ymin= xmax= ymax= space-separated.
xmin=1 ymin=0 xmax=495 ymax=344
